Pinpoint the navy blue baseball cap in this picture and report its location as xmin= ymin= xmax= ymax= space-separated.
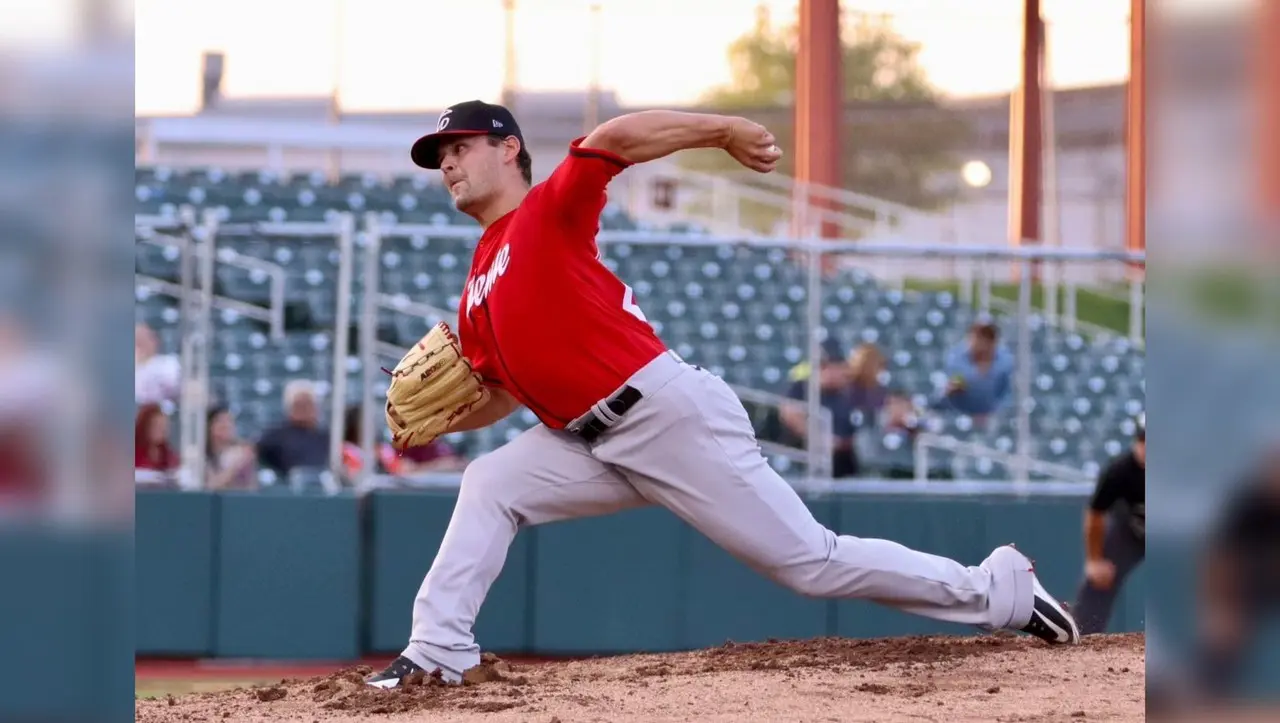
xmin=411 ymin=100 xmax=524 ymax=170
xmin=819 ymin=338 xmax=844 ymax=364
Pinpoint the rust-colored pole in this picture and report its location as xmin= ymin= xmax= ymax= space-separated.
xmin=794 ymin=0 xmax=843 ymax=246
xmin=1258 ymin=0 xmax=1280 ymax=226
xmin=1126 ymin=0 xmax=1146 ymax=274
xmin=1008 ymin=0 xmax=1043 ymax=278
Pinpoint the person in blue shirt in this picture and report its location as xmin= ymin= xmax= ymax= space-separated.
xmin=935 ymin=320 xmax=1014 ymax=418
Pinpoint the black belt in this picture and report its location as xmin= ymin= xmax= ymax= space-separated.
xmin=568 ymin=386 xmax=644 ymax=443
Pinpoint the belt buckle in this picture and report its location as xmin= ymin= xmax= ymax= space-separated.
xmin=569 ymin=388 xmax=628 ymax=442
xmin=565 ymin=413 xmax=589 ymax=436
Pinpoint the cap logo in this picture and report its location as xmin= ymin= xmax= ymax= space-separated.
xmin=436 ymin=109 xmax=452 ymax=131
xmin=492 ymin=120 xmax=503 ymax=128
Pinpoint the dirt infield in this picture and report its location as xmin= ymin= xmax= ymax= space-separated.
xmin=136 ymin=632 xmax=1144 ymax=722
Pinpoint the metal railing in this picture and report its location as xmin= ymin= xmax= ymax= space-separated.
xmin=356 ymin=215 xmax=455 ymax=487
xmin=349 ymin=223 xmax=1144 ymax=487
xmin=621 ymin=162 xmax=915 ymax=239
xmin=136 ymin=117 xmax=923 ymax=243
xmin=238 ymin=215 xmax=361 ymax=477
xmin=723 ymin=167 xmax=939 ymax=232
xmin=211 ymin=216 xmax=359 ymax=476
xmin=134 ymin=209 xmax=218 ymax=490
xmin=957 ymin=270 xmax=1146 ymax=348
xmin=136 ymin=223 xmax=288 ymax=342
xmin=353 ymin=345 xmax=835 ymax=492
xmin=134 ymin=276 xmax=284 ymax=342
xmin=135 ymin=207 xmax=1145 ymax=491
xmin=737 ymin=386 xmax=835 ymax=484
xmin=342 ymin=223 xmax=1145 ymax=261
xmin=135 ymin=211 xmax=358 ymax=487
xmin=357 ymin=218 xmax=840 ymax=491
xmin=912 ymin=432 xmax=1095 ymax=492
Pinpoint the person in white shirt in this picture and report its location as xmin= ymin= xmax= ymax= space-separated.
xmin=135 ymin=323 xmax=180 ymax=407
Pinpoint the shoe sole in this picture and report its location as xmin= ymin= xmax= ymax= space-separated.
xmin=365 ymin=665 xmax=463 ymax=687
xmin=1005 ymin=543 xmax=1080 ymax=645
xmin=1024 ymin=576 xmax=1081 ymax=645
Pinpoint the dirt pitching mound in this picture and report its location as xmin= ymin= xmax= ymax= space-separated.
xmin=136 ymin=632 xmax=1145 ymax=722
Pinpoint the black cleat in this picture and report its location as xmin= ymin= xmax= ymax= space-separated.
xmin=365 ymin=655 xmax=425 ymax=689
xmin=1021 ymin=577 xmax=1081 ymax=645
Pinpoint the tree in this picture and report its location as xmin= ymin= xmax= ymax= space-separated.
xmin=685 ymin=7 xmax=971 ymax=222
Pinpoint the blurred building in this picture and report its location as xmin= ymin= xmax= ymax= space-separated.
xmin=135 ymin=86 xmax=629 ymax=184
xmin=134 ymin=53 xmax=1128 ymax=258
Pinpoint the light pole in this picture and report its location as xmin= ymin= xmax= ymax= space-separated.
xmin=502 ymin=0 xmax=518 ymax=110
xmin=954 ymin=160 xmax=993 ymax=306
xmin=584 ymin=2 xmax=602 ymax=134
xmin=328 ymin=0 xmax=345 ymax=182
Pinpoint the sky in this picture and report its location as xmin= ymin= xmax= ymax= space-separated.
xmin=132 ymin=0 xmax=1137 ymax=115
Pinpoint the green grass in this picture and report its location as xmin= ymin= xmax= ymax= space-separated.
xmin=136 ymin=678 xmax=275 ymax=700
xmin=903 ymin=279 xmax=1135 ymax=335
xmin=1168 ymin=266 xmax=1280 ymax=332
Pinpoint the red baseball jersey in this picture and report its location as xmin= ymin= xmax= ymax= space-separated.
xmin=455 ymin=137 xmax=667 ymax=429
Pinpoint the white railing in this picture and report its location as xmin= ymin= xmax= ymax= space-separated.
xmin=356 ymin=215 xmax=838 ymax=490
xmin=136 ymin=224 xmax=287 ymax=341
xmin=912 ymin=432 xmax=1096 ymax=493
xmin=135 ymin=276 xmax=284 ymax=342
xmin=715 ymin=385 xmax=835 ymax=484
xmin=354 ymin=215 xmax=455 ymax=483
xmin=135 ymin=207 xmax=1145 ymax=492
xmin=965 ymin=273 xmax=1146 ymax=348
xmin=355 ymin=470 xmax=1096 ymax=497
xmin=359 ymin=337 xmax=837 ymax=493
xmin=134 ymin=209 xmax=217 ymax=490
xmin=135 ymin=211 xmax=358 ymax=486
xmin=722 ymin=167 xmax=940 ymax=231
xmin=136 ymin=116 xmax=936 ymax=245
xmin=619 ymin=161 xmax=921 ymax=239
xmin=234 ymin=216 xmax=359 ymax=476
xmin=332 ymin=221 xmax=1146 ymax=261
xmin=354 ymin=221 xmax=1143 ymax=487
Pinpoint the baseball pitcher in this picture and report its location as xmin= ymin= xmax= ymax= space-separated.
xmin=368 ymin=101 xmax=1080 ymax=688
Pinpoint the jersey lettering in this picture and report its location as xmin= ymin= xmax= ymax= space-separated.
xmin=621 ymin=284 xmax=648 ymax=323
xmin=454 ymin=138 xmax=668 ymax=427
xmin=465 ymin=243 xmax=511 ymax=318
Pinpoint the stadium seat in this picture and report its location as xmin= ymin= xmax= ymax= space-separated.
xmin=134 ymin=166 xmax=1146 ymax=480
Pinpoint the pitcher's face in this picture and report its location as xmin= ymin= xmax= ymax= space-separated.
xmin=438 ymin=136 xmax=505 ymax=213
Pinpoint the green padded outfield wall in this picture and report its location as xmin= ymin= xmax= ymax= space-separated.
xmin=136 ymin=490 xmax=364 ymax=660
xmin=366 ymin=490 xmax=531 ymax=654
xmin=135 ymin=489 xmax=1145 ymax=661
xmin=1 ymin=527 xmax=133 ymax=722
xmin=214 ymin=492 xmax=363 ymax=659
xmin=136 ymin=491 xmax=218 ymax=655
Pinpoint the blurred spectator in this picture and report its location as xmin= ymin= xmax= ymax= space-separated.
xmin=0 ymin=315 xmax=53 ymax=506
xmin=846 ymin=342 xmax=889 ymax=422
xmin=135 ymin=322 xmax=180 ymax=407
xmin=1191 ymin=444 xmax=1280 ymax=703
xmin=205 ymin=405 xmax=258 ymax=491
xmin=781 ymin=338 xmax=859 ymax=477
xmin=341 ymin=406 xmax=466 ymax=481
xmin=881 ymin=390 xmax=923 ymax=436
xmin=134 ymin=403 xmax=179 ymax=485
xmin=852 ymin=388 xmax=923 ymax=480
xmin=934 ymin=319 xmax=1013 ymax=420
xmin=256 ymin=380 xmax=329 ymax=478
xmin=1075 ymin=414 xmax=1146 ymax=635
